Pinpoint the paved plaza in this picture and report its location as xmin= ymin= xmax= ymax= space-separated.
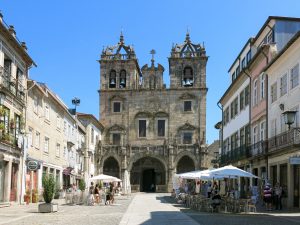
xmin=0 ymin=193 xmax=300 ymax=225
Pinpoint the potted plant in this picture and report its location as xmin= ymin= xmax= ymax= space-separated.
xmin=38 ymin=175 xmax=58 ymax=213
xmin=32 ymin=189 xmax=39 ymax=203
xmin=24 ymin=189 xmax=30 ymax=205
xmin=78 ymin=179 xmax=86 ymax=203
xmin=0 ymin=106 xmax=6 ymax=117
xmin=10 ymin=119 xmax=15 ymax=129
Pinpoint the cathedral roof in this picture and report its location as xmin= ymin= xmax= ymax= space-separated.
xmin=101 ymin=32 xmax=136 ymax=60
xmin=171 ymin=32 xmax=205 ymax=58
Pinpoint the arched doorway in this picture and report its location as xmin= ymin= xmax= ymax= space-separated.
xmin=130 ymin=157 xmax=166 ymax=192
xmin=176 ymin=155 xmax=195 ymax=173
xmin=103 ymin=157 xmax=120 ymax=178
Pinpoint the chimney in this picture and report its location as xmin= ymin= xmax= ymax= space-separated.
xmin=21 ymin=42 xmax=27 ymax=51
xmin=8 ymin=25 xmax=16 ymax=38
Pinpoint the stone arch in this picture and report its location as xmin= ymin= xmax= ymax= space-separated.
xmin=127 ymin=153 xmax=167 ymax=172
xmin=102 ymin=156 xmax=120 ymax=178
xmin=99 ymin=154 xmax=121 ymax=175
xmin=174 ymin=151 xmax=198 ymax=173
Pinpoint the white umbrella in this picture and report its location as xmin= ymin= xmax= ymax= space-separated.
xmin=90 ymin=174 xmax=121 ymax=182
xmin=177 ymin=169 xmax=214 ymax=180
xmin=208 ymin=165 xmax=259 ymax=179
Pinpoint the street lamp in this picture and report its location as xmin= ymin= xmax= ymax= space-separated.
xmin=282 ymin=110 xmax=297 ymax=130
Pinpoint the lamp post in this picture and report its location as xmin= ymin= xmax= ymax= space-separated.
xmin=282 ymin=110 xmax=297 ymax=130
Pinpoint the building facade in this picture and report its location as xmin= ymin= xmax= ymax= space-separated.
xmin=0 ymin=13 xmax=35 ymax=203
xmin=97 ymin=33 xmax=208 ymax=192
xmin=266 ymin=32 xmax=300 ymax=208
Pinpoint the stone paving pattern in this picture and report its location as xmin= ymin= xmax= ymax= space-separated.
xmin=1 ymin=193 xmax=300 ymax=225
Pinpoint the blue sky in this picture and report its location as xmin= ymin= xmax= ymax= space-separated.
xmin=2 ymin=0 xmax=300 ymax=144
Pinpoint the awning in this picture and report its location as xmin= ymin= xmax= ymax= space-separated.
xmin=63 ymin=167 xmax=73 ymax=175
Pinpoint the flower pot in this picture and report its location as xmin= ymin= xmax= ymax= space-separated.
xmin=38 ymin=203 xmax=58 ymax=213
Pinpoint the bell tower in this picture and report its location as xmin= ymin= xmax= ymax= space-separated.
xmin=168 ymin=32 xmax=207 ymax=89
xmin=99 ymin=33 xmax=141 ymax=91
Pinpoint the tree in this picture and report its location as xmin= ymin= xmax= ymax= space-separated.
xmin=42 ymin=175 xmax=56 ymax=204
xmin=79 ymin=179 xmax=86 ymax=192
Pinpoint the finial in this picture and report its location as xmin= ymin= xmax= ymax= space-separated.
xmin=150 ymin=49 xmax=156 ymax=66
xmin=120 ymin=28 xmax=124 ymax=43
xmin=186 ymin=27 xmax=190 ymax=42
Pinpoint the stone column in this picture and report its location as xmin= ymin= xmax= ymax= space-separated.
xmin=4 ymin=160 xmax=12 ymax=202
xmin=287 ymin=164 xmax=292 ymax=208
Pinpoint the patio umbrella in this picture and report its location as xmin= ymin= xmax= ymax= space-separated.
xmin=89 ymin=174 xmax=122 ymax=182
xmin=207 ymin=165 xmax=259 ymax=179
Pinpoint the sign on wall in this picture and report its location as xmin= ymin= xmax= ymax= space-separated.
xmin=289 ymin=157 xmax=300 ymax=165
xmin=27 ymin=160 xmax=39 ymax=171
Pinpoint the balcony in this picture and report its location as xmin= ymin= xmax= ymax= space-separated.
xmin=0 ymin=133 xmax=21 ymax=153
xmin=268 ymin=128 xmax=300 ymax=153
xmin=220 ymin=145 xmax=250 ymax=165
xmin=249 ymin=140 xmax=268 ymax=158
xmin=0 ymin=67 xmax=26 ymax=102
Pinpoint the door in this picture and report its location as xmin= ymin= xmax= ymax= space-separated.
xmin=142 ymin=169 xmax=155 ymax=192
xmin=294 ymin=165 xmax=300 ymax=207
xmin=10 ymin=163 xmax=18 ymax=201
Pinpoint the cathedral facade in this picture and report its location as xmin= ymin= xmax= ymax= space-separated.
xmin=96 ymin=33 xmax=208 ymax=192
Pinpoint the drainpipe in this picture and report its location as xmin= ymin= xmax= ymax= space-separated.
xmin=217 ymin=102 xmax=223 ymax=161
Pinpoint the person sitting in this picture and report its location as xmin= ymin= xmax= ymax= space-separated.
xmin=94 ymin=184 xmax=100 ymax=204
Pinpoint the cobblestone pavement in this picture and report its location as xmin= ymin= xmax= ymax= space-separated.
xmin=0 ymin=194 xmax=134 ymax=225
xmin=163 ymin=195 xmax=300 ymax=225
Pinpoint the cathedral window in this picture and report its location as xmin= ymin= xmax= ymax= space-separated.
xmin=182 ymin=66 xmax=194 ymax=87
xmin=138 ymin=119 xmax=147 ymax=137
xmin=109 ymin=70 xmax=116 ymax=88
xmin=183 ymin=132 xmax=193 ymax=144
xmin=184 ymin=101 xmax=192 ymax=112
xmin=112 ymin=133 xmax=121 ymax=145
xmin=113 ymin=102 xmax=121 ymax=113
xmin=157 ymin=119 xmax=165 ymax=137
xmin=119 ymin=70 xmax=126 ymax=88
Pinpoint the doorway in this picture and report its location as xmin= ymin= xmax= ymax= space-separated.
xmin=142 ymin=169 xmax=155 ymax=192
xmin=294 ymin=165 xmax=300 ymax=207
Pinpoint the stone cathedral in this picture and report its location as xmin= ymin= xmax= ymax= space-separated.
xmin=96 ymin=32 xmax=208 ymax=192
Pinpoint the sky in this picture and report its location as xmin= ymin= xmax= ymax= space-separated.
xmin=1 ymin=0 xmax=300 ymax=144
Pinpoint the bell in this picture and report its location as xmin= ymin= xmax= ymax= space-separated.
xmin=185 ymin=79 xmax=191 ymax=86
xmin=120 ymin=78 xmax=125 ymax=85
xmin=110 ymin=78 xmax=115 ymax=85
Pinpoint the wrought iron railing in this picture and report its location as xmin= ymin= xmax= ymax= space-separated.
xmin=1 ymin=67 xmax=26 ymax=101
xmin=268 ymin=128 xmax=300 ymax=153
xmin=220 ymin=145 xmax=250 ymax=165
xmin=249 ymin=140 xmax=268 ymax=157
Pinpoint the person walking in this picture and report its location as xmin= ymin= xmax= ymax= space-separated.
xmin=263 ymin=183 xmax=273 ymax=211
xmin=274 ymin=182 xmax=283 ymax=210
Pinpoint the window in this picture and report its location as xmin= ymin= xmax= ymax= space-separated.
xmin=240 ymin=128 xmax=245 ymax=147
xmin=28 ymin=127 xmax=33 ymax=147
xmin=45 ymin=104 xmax=50 ymax=120
xmin=157 ymin=120 xmax=165 ymax=137
xmin=91 ymin=128 xmax=94 ymax=144
xmin=235 ymin=66 xmax=240 ymax=77
xmin=271 ymin=119 xmax=277 ymax=137
xmin=260 ymin=121 xmax=266 ymax=141
xmin=112 ymin=133 xmax=121 ymax=145
xmin=231 ymin=132 xmax=238 ymax=150
xmin=260 ymin=73 xmax=265 ymax=100
xmin=224 ymin=107 xmax=229 ymax=124
xmin=184 ymin=101 xmax=192 ymax=112
xmin=232 ymin=72 xmax=236 ymax=82
xmin=271 ymin=82 xmax=277 ymax=103
xmin=33 ymin=96 xmax=38 ymax=114
xmin=291 ymin=63 xmax=299 ymax=89
xmin=280 ymin=74 xmax=287 ymax=96
xmin=245 ymin=85 xmax=249 ymax=106
xmin=246 ymin=50 xmax=251 ymax=64
xmin=183 ymin=66 xmax=193 ymax=87
xmin=280 ymin=114 xmax=287 ymax=133
xmin=241 ymin=58 xmax=246 ymax=69
xmin=245 ymin=124 xmax=250 ymax=146
xmin=240 ymin=91 xmax=245 ymax=110
xmin=113 ymin=102 xmax=121 ymax=113
xmin=253 ymin=79 xmax=258 ymax=105
xmin=56 ymin=115 xmax=61 ymax=129
xmin=290 ymin=106 xmax=299 ymax=128
xmin=267 ymin=31 xmax=273 ymax=43
xmin=119 ymin=70 xmax=126 ymax=88
xmin=109 ymin=70 xmax=116 ymax=88
xmin=234 ymin=97 xmax=238 ymax=116
xmin=56 ymin=143 xmax=60 ymax=157
xmin=139 ymin=120 xmax=146 ymax=137
xmin=64 ymin=121 xmax=67 ymax=133
xmin=44 ymin=137 xmax=49 ymax=153
xmin=35 ymin=131 xmax=40 ymax=148
xmin=183 ymin=132 xmax=192 ymax=144
xmin=63 ymin=146 xmax=67 ymax=158
xmin=253 ymin=126 xmax=258 ymax=144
